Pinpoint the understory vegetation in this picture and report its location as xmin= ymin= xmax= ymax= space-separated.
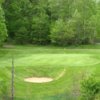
xmin=81 ymin=75 xmax=100 ymax=100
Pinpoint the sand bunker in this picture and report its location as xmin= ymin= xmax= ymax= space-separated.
xmin=24 ymin=77 xmax=53 ymax=83
xmin=24 ymin=69 xmax=66 ymax=83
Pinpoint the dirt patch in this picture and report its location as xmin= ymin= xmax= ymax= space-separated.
xmin=24 ymin=77 xmax=53 ymax=83
xmin=3 ymin=44 xmax=14 ymax=48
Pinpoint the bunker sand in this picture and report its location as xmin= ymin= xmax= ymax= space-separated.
xmin=24 ymin=77 xmax=53 ymax=83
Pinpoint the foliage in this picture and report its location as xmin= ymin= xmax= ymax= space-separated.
xmin=81 ymin=75 xmax=100 ymax=100
xmin=2 ymin=0 xmax=100 ymax=45
xmin=0 ymin=3 xmax=7 ymax=46
xmin=15 ymin=26 xmax=29 ymax=44
xmin=30 ymin=1 xmax=50 ymax=44
xmin=50 ymin=0 xmax=97 ymax=45
xmin=3 ymin=0 xmax=50 ymax=44
xmin=50 ymin=19 xmax=75 ymax=45
xmin=95 ymin=1 xmax=100 ymax=42
xmin=31 ymin=16 xmax=50 ymax=44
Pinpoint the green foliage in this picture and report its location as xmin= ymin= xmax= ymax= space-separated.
xmin=30 ymin=1 xmax=50 ymax=44
xmin=15 ymin=26 xmax=29 ymax=44
xmin=95 ymin=1 xmax=100 ymax=41
xmin=75 ymin=0 xmax=96 ymax=44
xmin=4 ymin=0 xmax=50 ymax=44
xmin=2 ymin=0 xmax=100 ymax=45
xmin=81 ymin=76 xmax=100 ymax=100
xmin=50 ymin=19 xmax=75 ymax=45
xmin=4 ymin=0 xmax=32 ymax=39
xmin=31 ymin=16 xmax=50 ymax=44
xmin=50 ymin=0 xmax=97 ymax=45
xmin=0 ymin=4 xmax=7 ymax=46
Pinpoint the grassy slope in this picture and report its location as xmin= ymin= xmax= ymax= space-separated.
xmin=0 ymin=45 xmax=100 ymax=100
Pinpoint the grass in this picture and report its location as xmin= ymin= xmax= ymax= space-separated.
xmin=0 ymin=44 xmax=100 ymax=100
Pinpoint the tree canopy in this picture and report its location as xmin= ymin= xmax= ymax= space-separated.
xmin=0 ymin=0 xmax=100 ymax=45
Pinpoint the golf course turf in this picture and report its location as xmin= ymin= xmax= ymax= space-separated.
xmin=0 ymin=45 xmax=100 ymax=100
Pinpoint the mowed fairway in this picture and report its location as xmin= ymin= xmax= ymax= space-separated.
xmin=0 ymin=45 xmax=100 ymax=100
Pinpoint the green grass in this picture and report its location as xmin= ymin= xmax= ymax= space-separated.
xmin=0 ymin=44 xmax=100 ymax=100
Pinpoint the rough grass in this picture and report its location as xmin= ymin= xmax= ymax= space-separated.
xmin=0 ymin=44 xmax=100 ymax=100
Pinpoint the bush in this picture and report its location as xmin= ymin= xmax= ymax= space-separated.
xmin=81 ymin=76 xmax=100 ymax=100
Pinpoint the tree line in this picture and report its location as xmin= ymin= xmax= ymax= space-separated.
xmin=0 ymin=0 xmax=100 ymax=46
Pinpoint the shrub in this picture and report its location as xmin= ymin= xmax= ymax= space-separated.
xmin=81 ymin=76 xmax=100 ymax=100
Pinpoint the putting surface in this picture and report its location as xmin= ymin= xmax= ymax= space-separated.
xmin=0 ymin=54 xmax=99 ymax=68
xmin=0 ymin=45 xmax=100 ymax=100
xmin=16 ymin=54 xmax=99 ymax=66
